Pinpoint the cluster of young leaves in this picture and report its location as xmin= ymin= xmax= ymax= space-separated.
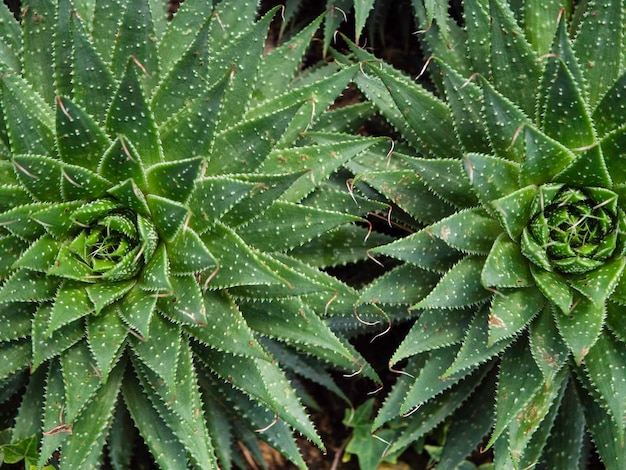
xmin=0 ymin=0 xmax=388 ymax=468
xmin=349 ymin=0 xmax=626 ymax=468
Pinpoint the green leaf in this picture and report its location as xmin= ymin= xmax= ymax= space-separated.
xmin=593 ymin=70 xmax=626 ymax=136
xmin=59 ymin=359 xmax=125 ymax=469
xmin=488 ymin=287 xmax=544 ymax=345
xmin=438 ymin=374 xmax=496 ymax=469
xmin=242 ymin=298 xmax=359 ymax=372
xmin=584 ymin=331 xmax=626 ymax=437
xmin=71 ymin=13 xmax=117 ymax=122
xmin=507 ymin=368 xmax=567 ymax=467
xmin=465 ymin=153 xmax=520 ymax=203
xmin=574 ymin=0 xmax=623 ymax=108
xmin=1 ymin=74 xmax=54 ymax=155
xmin=0 ymin=268 xmax=58 ymax=303
xmin=21 ymin=0 xmax=56 ymax=104
xmin=146 ymin=157 xmax=202 ymax=203
xmin=480 ymin=78 xmax=529 ymax=162
xmin=539 ymin=378 xmax=586 ymax=469
xmin=569 ymin=256 xmax=626 ymax=306
xmin=110 ymin=0 xmax=159 ymax=91
xmin=210 ymin=9 xmax=277 ymax=132
xmin=260 ymin=137 xmax=381 ymax=202
xmin=582 ymin=383 xmax=626 ymax=470
xmin=85 ymin=280 xmax=135 ymax=315
xmin=106 ymin=64 xmax=162 ymax=167
xmin=207 ymin=103 xmax=300 ymax=174
xmin=166 ymin=228 xmax=216 ymax=276
xmin=159 ymin=76 xmax=226 ymax=162
xmin=47 ymin=281 xmax=93 ymax=336
xmin=38 ymin=362 xmax=68 ymax=467
xmin=491 ymin=185 xmax=537 ymax=240
xmin=358 ymin=263 xmax=440 ymax=306
xmin=157 ymin=274 xmax=206 ymax=326
xmin=388 ymin=365 xmax=490 ymax=453
xmin=428 ymin=208 xmax=501 ymax=254
xmin=438 ymin=60 xmax=491 ymax=153
xmin=54 ymin=0 xmax=73 ymax=98
xmin=185 ymin=290 xmax=267 ymax=360
xmin=373 ymin=228 xmax=462 ymax=272
xmin=151 ymin=19 xmax=211 ymax=125
xmin=117 ymin=284 xmax=156 ymax=339
xmin=367 ymin=63 xmax=461 ymax=159
xmin=201 ymin=222 xmax=283 ymax=289
xmin=0 ymin=339 xmax=28 ymax=381
xmin=541 ymin=58 xmax=595 ymax=150
xmin=197 ymin=349 xmax=323 ymax=449
xmin=135 ymin=341 xmax=217 ymax=468
xmin=524 ymin=0 xmax=565 ymax=55
xmin=391 ymin=308 xmax=474 ymax=364
xmin=554 ymin=296 xmax=604 ymax=363
xmin=255 ymin=14 xmax=323 ymax=101
xmin=443 ymin=308 xmax=513 ymax=378
xmin=98 ymin=137 xmax=147 ymax=190
xmin=400 ymin=345 xmax=466 ymax=414
xmin=401 ymin=156 xmax=479 ymax=208
xmin=531 ymin=265 xmax=573 ymax=314
xmin=482 ymin=233 xmax=534 ymax=288
xmin=87 ymin=307 xmax=128 ymax=382
xmin=521 ymin=126 xmax=576 ymax=186
xmin=56 ymin=97 xmax=112 ymax=172
xmin=239 ymin=202 xmax=361 ymax=252
xmin=122 ymin=370 xmax=189 ymax=469
xmin=157 ymin=0 xmax=210 ymax=75
xmin=146 ymin=194 xmax=188 ymax=242
xmin=554 ymin=144 xmax=612 ymax=188
xmin=359 ymin=169 xmax=454 ymax=224
xmin=489 ymin=0 xmax=542 ymax=117
xmin=31 ymin=304 xmax=83 ymax=369
xmin=60 ymin=340 xmax=104 ymax=423
xmin=415 ymin=256 xmax=490 ymax=310
xmin=12 ymin=155 xmax=62 ymax=203
xmin=131 ymin=312 xmax=181 ymax=387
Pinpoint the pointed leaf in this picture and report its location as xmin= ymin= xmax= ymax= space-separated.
xmin=131 ymin=312 xmax=181 ymax=386
xmin=488 ymin=287 xmax=545 ymax=345
xmin=60 ymin=340 xmax=103 ymax=422
xmin=110 ymin=0 xmax=159 ymax=90
xmin=482 ymin=233 xmax=534 ymax=288
xmin=157 ymin=274 xmax=206 ymax=326
xmin=106 ymin=64 xmax=162 ymax=167
xmin=487 ymin=336 xmax=544 ymax=448
xmin=21 ymin=0 xmax=56 ymax=104
xmin=87 ymin=307 xmax=128 ymax=382
xmin=2 ymin=76 xmax=54 ymax=155
xmin=542 ymin=58 xmax=595 ymax=149
xmin=554 ymin=296 xmax=604 ymax=363
xmin=428 ymin=208 xmax=501 ymax=254
xmin=489 ymin=0 xmax=542 ymax=117
xmin=146 ymin=194 xmax=187 ymax=242
xmin=372 ymin=229 xmax=462 ymax=272
xmin=118 ymin=284 xmax=156 ymax=339
xmin=71 ymin=13 xmax=117 ymax=121
xmin=574 ymin=0 xmax=623 ymax=107
xmin=146 ymin=157 xmax=202 ymax=203
xmin=31 ymin=304 xmax=83 ymax=369
xmin=521 ymin=126 xmax=576 ymax=186
xmin=490 ymin=185 xmax=537 ymax=240
xmin=184 ymin=290 xmax=267 ymax=359
xmin=56 ymin=96 xmax=111 ymax=172
xmin=415 ymin=256 xmax=490 ymax=310
xmin=47 ymin=281 xmax=93 ymax=336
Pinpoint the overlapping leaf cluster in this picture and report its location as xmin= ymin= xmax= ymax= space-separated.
xmin=350 ymin=0 xmax=626 ymax=468
xmin=0 ymin=0 xmax=385 ymax=468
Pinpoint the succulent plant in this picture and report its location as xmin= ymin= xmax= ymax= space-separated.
xmin=349 ymin=0 xmax=626 ymax=468
xmin=0 ymin=0 xmax=385 ymax=467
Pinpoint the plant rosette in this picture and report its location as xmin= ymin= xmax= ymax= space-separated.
xmin=0 ymin=0 xmax=384 ymax=468
xmin=350 ymin=0 xmax=626 ymax=468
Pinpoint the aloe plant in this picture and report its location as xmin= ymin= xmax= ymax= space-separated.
xmin=0 ymin=0 xmax=386 ymax=468
xmin=349 ymin=0 xmax=626 ymax=468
